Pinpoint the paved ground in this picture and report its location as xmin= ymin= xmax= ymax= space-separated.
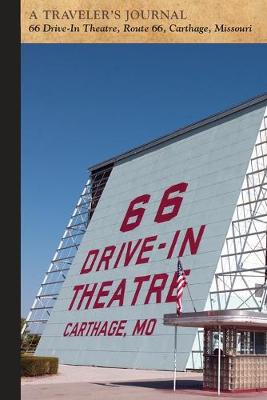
xmin=21 ymin=365 xmax=267 ymax=400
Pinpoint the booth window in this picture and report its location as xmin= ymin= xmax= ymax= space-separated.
xmin=236 ymin=331 xmax=267 ymax=355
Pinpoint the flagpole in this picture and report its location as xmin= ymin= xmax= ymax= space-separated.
xmin=173 ymin=257 xmax=186 ymax=391
xmin=265 ymin=229 xmax=267 ymax=284
xmin=217 ymin=325 xmax=221 ymax=396
xmin=173 ymin=326 xmax=177 ymax=391
xmin=186 ymin=284 xmax=196 ymax=312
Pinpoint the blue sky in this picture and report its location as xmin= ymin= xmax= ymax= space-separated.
xmin=21 ymin=44 xmax=267 ymax=317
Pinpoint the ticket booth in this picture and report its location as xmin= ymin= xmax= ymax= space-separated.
xmin=163 ymin=310 xmax=267 ymax=394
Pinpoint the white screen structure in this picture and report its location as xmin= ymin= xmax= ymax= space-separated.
xmin=36 ymin=104 xmax=266 ymax=370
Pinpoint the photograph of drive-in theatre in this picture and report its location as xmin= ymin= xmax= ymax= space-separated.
xmin=21 ymin=45 xmax=267 ymax=394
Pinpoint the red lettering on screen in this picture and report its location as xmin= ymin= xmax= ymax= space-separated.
xmin=120 ymin=182 xmax=188 ymax=233
xmin=63 ymin=320 xmax=129 ymax=337
xmin=93 ymin=281 xmax=113 ymax=309
xmin=124 ymin=239 xmax=142 ymax=266
xmin=66 ymin=177 xmax=209 ymax=322
xmin=98 ymin=321 xmax=108 ymax=336
xmin=145 ymin=319 xmax=157 ymax=335
xmin=67 ymin=269 xmax=196 ymax=312
xmin=108 ymin=320 xmax=119 ymax=336
xmin=144 ymin=273 xmax=168 ymax=304
xmin=166 ymin=230 xmax=180 ymax=259
xmin=132 ymin=318 xmax=157 ymax=336
xmin=113 ymin=242 xmax=126 ymax=268
xmin=96 ymin=245 xmax=116 ymax=271
xmin=77 ymin=322 xmax=88 ymax=336
xmin=68 ymin=285 xmax=84 ymax=310
xmin=135 ymin=235 xmax=157 ymax=265
xmin=115 ymin=320 xmax=127 ymax=336
xmin=63 ymin=323 xmax=73 ymax=336
xmin=80 ymin=249 xmax=99 ymax=274
xmin=77 ymin=283 xmax=97 ymax=310
xmin=85 ymin=321 xmax=94 ymax=335
xmin=178 ymin=225 xmax=206 ymax=256
xmin=70 ymin=323 xmax=79 ymax=336
xmin=77 ymin=224 xmax=206 ymax=275
xmin=120 ymin=194 xmax=150 ymax=232
xmin=131 ymin=275 xmax=151 ymax=306
xmin=107 ymin=279 xmax=126 ymax=307
xmin=91 ymin=321 xmax=101 ymax=335
xmin=154 ymin=182 xmax=188 ymax=223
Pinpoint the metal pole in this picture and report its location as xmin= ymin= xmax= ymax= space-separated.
xmin=173 ymin=326 xmax=177 ymax=391
xmin=217 ymin=325 xmax=221 ymax=396
xmin=265 ymin=229 xmax=267 ymax=284
xmin=186 ymin=284 xmax=196 ymax=312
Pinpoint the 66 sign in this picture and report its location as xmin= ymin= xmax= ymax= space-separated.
xmin=120 ymin=182 xmax=188 ymax=232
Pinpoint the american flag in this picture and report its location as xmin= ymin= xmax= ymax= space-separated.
xmin=176 ymin=258 xmax=187 ymax=316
